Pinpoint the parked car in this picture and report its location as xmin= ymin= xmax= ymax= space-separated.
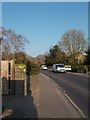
xmin=53 ymin=64 xmax=66 ymax=73
xmin=41 ymin=65 xmax=47 ymax=70
xmin=65 ymin=65 xmax=72 ymax=72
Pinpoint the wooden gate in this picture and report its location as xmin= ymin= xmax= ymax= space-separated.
xmin=1 ymin=60 xmax=15 ymax=95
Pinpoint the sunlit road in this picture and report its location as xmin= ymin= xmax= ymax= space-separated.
xmin=41 ymin=70 xmax=88 ymax=118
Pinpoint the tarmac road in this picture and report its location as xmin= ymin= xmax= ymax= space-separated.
xmin=41 ymin=70 xmax=88 ymax=118
xmin=36 ymin=73 xmax=83 ymax=118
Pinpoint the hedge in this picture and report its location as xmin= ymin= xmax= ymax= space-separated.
xmin=71 ymin=64 xmax=89 ymax=73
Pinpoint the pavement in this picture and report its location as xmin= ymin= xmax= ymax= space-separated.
xmin=2 ymin=95 xmax=37 ymax=119
xmin=2 ymin=73 xmax=83 ymax=119
xmin=2 ymin=74 xmax=39 ymax=119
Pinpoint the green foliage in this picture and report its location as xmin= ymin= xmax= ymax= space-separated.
xmin=14 ymin=52 xmax=28 ymax=64
xmin=45 ymin=45 xmax=67 ymax=66
xmin=15 ymin=62 xmax=40 ymax=75
xmin=14 ymin=64 xmax=26 ymax=72
xmin=71 ymin=64 xmax=88 ymax=73
xmin=26 ymin=61 xmax=32 ymax=75
xmin=26 ymin=61 xmax=40 ymax=75
xmin=88 ymin=65 xmax=90 ymax=72
xmin=45 ymin=29 xmax=87 ymax=67
xmin=30 ymin=63 xmax=40 ymax=75
xmin=84 ymin=46 xmax=90 ymax=65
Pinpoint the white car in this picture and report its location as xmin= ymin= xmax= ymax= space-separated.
xmin=53 ymin=64 xmax=66 ymax=73
xmin=41 ymin=65 xmax=47 ymax=70
xmin=65 ymin=65 xmax=72 ymax=71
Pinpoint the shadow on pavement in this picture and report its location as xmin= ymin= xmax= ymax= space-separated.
xmin=2 ymin=61 xmax=38 ymax=119
xmin=2 ymin=68 xmax=38 ymax=119
xmin=2 ymin=94 xmax=38 ymax=119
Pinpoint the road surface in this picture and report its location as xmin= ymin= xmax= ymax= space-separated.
xmin=36 ymin=73 xmax=82 ymax=118
xmin=41 ymin=70 xmax=88 ymax=118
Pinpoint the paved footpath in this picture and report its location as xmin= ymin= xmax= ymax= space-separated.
xmin=36 ymin=73 xmax=83 ymax=118
xmin=2 ymin=73 xmax=83 ymax=119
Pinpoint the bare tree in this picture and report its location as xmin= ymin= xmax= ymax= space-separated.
xmin=58 ymin=29 xmax=88 ymax=64
xmin=58 ymin=29 xmax=87 ymax=54
xmin=1 ymin=27 xmax=29 ymax=60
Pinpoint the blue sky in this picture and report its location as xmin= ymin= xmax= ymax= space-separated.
xmin=0 ymin=2 xmax=2 ymax=28
xmin=2 ymin=2 xmax=88 ymax=57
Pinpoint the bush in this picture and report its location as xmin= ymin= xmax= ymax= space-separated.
xmin=71 ymin=64 xmax=88 ymax=73
xmin=88 ymin=65 xmax=90 ymax=72
xmin=83 ymin=65 xmax=88 ymax=73
xmin=15 ymin=62 xmax=40 ymax=75
xmin=30 ymin=64 xmax=40 ymax=75
xmin=14 ymin=64 xmax=26 ymax=72
xmin=26 ymin=61 xmax=40 ymax=75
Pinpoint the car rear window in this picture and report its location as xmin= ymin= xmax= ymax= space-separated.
xmin=56 ymin=64 xmax=64 ymax=68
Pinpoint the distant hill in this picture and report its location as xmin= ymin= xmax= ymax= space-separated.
xmin=35 ymin=55 xmax=45 ymax=59
xmin=24 ymin=53 xmax=46 ymax=65
xmin=25 ymin=53 xmax=35 ymax=62
xmin=35 ymin=55 xmax=46 ymax=65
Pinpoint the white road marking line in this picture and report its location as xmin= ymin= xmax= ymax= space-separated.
xmin=40 ymin=73 xmax=51 ymax=80
xmin=64 ymin=93 xmax=85 ymax=118
xmin=40 ymin=72 xmax=86 ymax=118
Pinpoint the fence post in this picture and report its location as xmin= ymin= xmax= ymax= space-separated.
xmin=24 ymin=76 xmax=27 ymax=96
